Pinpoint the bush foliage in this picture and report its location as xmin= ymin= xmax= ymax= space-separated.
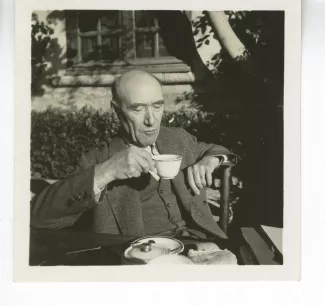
xmin=31 ymin=107 xmax=118 ymax=179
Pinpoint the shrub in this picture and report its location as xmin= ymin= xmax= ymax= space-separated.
xmin=31 ymin=107 xmax=120 ymax=179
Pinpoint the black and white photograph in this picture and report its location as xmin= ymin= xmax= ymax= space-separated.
xmin=13 ymin=0 xmax=301 ymax=282
xmin=29 ymin=8 xmax=285 ymax=266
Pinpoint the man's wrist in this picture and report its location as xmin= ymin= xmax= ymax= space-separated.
xmin=203 ymin=155 xmax=222 ymax=167
xmin=94 ymin=161 xmax=115 ymax=189
xmin=93 ymin=180 xmax=104 ymax=194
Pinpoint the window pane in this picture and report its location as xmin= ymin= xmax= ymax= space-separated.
xmin=134 ymin=10 xmax=172 ymax=59
xmin=81 ymin=36 xmax=98 ymax=61
xmin=78 ymin=11 xmax=99 ymax=33
xmin=78 ymin=10 xmax=121 ymax=62
xmin=135 ymin=33 xmax=154 ymax=58
xmin=135 ymin=10 xmax=155 ymax=27
xmin=100 ymin=11 xmax=121 ymax=61
xmin=135 ymin=11 xmax=155 ymax=58
xmin=100 ymin=35 xmax=121 ymax=61
xmin=157 ymin=33 xmax=171 ymax=57
xmin=71 ymin=10 xmax=181 ymax=63
xmin=100 ymin=10 xmax=120 ymax=30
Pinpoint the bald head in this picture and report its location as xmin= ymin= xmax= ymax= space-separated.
xmin=110 ymin=70 xmax=165 ymax=147
xmin=112 ymin=70 xmax=162 ymax=106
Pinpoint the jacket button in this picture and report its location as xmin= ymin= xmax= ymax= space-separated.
xmin=159 ymin=189 xmax=164 ymax=195
xmin=74 ymin=194 xmax=82 ymax=200
xmin=166 ymin=203 xmax=171 ymax=208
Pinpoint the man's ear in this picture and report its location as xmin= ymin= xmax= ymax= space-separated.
xmin=111 ymin=100 xmax=124 ymax=123
xmin=111 ymin=100 xmax=119 ymax=114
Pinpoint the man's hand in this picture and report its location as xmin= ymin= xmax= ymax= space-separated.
xmin=187 ymin=156 xmax=221 ymax=195
xmin=94 ymin=145 xmax=154 ymax=188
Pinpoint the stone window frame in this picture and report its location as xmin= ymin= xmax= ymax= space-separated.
xmin=65 ymin=10 xmax=191 ymax=76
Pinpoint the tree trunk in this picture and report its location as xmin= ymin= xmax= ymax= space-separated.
xmin=206 ymin=11 xmax=246 ymax=60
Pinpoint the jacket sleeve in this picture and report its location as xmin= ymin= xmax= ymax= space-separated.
xmin=181 ymin=128 xmax=238 ymax=164
xmin=30 ymin=146 xmax=108 ymax=229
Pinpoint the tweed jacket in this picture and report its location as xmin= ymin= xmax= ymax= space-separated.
xmin=31 ymin=127 xmax=234 ymax=239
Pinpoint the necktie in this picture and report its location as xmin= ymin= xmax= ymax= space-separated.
xmin=150 ymin=144 xmax=159 ymax=156
xmin=149 ymin=144 xmax=160 ymax=180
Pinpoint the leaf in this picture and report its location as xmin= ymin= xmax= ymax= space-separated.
xmin=202 ymin=23 xmax=207 ymax=35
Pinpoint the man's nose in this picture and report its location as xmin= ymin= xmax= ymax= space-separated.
xmin=144 ymin=107 xmax=154 ymax=126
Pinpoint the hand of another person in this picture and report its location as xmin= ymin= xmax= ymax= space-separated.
xmin=94 ymin=145 xmax=154 ymax=188
xmin=187 ymin=156 xmax=221 ymax=195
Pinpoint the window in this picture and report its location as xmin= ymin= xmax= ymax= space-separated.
xmin=65 ymin=10 xmax=191 ymax=74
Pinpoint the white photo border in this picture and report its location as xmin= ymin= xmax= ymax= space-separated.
xmin=14 ymin=0 xmax=301 ymax=282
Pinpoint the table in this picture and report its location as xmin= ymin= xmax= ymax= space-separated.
xmin=30 ymin=226 xmax=279 ymax=266
xmin=260 ymin=225 xmax=283 ymax=254
xmin=29 ymin=228 xmax=216 ymax=266
xmin=239 ymin=226 xmax=283 ymax=265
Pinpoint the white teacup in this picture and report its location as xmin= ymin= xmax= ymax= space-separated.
xmin=153 ymin=154 xmax=182 ymax=179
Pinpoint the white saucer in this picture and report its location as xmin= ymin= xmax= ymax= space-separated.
xmin=124 ymin=236 xmax=184 ymax=264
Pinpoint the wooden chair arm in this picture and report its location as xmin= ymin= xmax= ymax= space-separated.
xmin=220 ymin=166 xmax=232 ymax=234
xmin=218 ymin=153 xmax=238 ymax=234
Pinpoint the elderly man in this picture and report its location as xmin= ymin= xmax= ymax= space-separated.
xmin=31 ymin=70 xmax=237 ymax=242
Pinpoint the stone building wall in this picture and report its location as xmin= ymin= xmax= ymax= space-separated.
xmin=32 ymin=10 xmax=223 ymax=112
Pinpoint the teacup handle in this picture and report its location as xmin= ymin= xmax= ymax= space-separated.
xmin=149 ymin=169 xmax=160 ymax=181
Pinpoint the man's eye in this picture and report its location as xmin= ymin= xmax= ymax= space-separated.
xmin=133 ymin=107 xmax=145 ymax=112
xmin=153 ymin=104 xmax=163 ymax=109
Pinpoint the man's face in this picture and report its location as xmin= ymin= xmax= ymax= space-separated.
xmin=116 ymin=77 xmax=164 ymax=147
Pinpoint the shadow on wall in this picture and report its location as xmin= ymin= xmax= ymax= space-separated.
xmin=31 ymin=10 xmax=216 ymax=112
xmin=31 ymin=10 xmax=214 ymax=98
xmin=32 ymin=11 xmax=75 ymax=97
xmin=156 ymin=10 xmax=212 ymax=80
xmin=47 ymin=10 xmax=66 ymax=23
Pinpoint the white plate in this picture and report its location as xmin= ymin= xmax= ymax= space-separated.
xmin=124 ymin=236 xmax=184 ymax=264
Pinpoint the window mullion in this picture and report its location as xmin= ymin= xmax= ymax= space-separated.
xmin=153 ymin=17 xmax=159 ymax=58
xmin=118 ymin=12 xmax=123 ymax=60
xmin=131 ymin=10 xmax=136 ymax=59
xmin=123 ymin=10 xmax=136 ymax=62
xmin=67 ymin=10 xmax=189 ymax=70
xmin=97 ymin=17 xmax=102 ymax=60
xmin=76 ymin=12 xmax=83 ymax=63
